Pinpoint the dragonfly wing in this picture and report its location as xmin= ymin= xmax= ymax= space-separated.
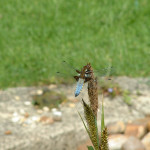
xmin=94 ymin=66 xmax=115 ymax=79
xmin=56 ymin=60 xmax=79 ymax=79
xmin=87 ymin=66 xmax=115 ymax=90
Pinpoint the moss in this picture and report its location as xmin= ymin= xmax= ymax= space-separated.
xmin=32 ymin=89 xmax=67 ymax=109
xmin=123 ymin=90 xmax=132 ymax=106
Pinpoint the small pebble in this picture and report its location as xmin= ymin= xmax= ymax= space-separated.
xmin=22 ymin=124 xmax=28 ymax=127
xmin=12 ymin=116 xmax=20 ymax=123
xmin=19 ymin=117 xmax=26 ymax=124
xmin=68 ymin=96 xmax=78 ymax=103
xmin=68 ymin=103 xmax=75 ymax=108
xmin=13 ymin=112 xmax=18 ymax=117
xmin=52 ymin=111 xmax=62 ymax=121
xmin=48 ymin=84 xmax=57 ymax=89
xmin=5 ymin=130 xmax=12 ymax=135
xmin=24 ymin=112 xmax=29 ymax=118
xmin=43 ymin=106 xmax=49 ymax=112
xmin=40 ymin=116 xmax=54 ymax=124
xmin=30 ymin=123 xmax=36 ymax=128
xmin=15 ymin=96 xmax=20 ymax=100
xmin=51 ymin=108 xmax=58 ymax=112
xmin=24 ymin=101 xmax=31 ymax=106
xmin=37 ymin=109 xmax=43 ymax=114
xmin=37 ymin=90 xmax=43 ymax=95
xmin=19 ymin=109 xmax=25 ymax=115
xmin=24 ymin=118 xmax=33 ymax=125
xmin=31 ymin=116 xmax=40 ymax=122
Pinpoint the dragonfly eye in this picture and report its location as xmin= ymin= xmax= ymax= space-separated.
xmin=85 ymin=73 xmax=91 ymax=78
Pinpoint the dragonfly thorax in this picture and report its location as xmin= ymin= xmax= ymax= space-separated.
xmin=74 ymin=63 xmax=94 ymax=83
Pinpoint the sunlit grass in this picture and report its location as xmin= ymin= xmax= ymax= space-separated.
xmin=0 ymin=0 xmax=150 ymax=88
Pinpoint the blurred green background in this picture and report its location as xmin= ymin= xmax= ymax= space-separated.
xmin=0 ymin=0 xmax=150 ymax=88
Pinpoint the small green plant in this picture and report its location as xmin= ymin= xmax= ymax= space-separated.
xmin=77 ymin=64 xmax=109 ymax=150
xmin=136 ymin=90 xmax=142 ymax=96
xmin=122 ymin=90 xmax=132 ymax=106
xmin=78 ymin=96 xmax=109 ymax=150
xmin=146 ymin=78 xmax=150 ymax=87
xmin=98 ymin=80 xmax=122 ymax=98
xmin=32 ymin=89 xmax=67 ymax=109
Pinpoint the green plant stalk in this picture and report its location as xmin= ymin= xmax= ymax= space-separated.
xmin=101 ymin=128 xmax=109 ymax=150
xmin=82 ymin=99 xmax=100 ymax=150
xmin=101 ymin=94 xmax=105 ymax=133
xmin=87 ymin=146 xmax=95 ymax=150
xmin=100 ymin=94 xmax=109 ymax=150
xmin=77 ymin=111 xmax=91 ymax=140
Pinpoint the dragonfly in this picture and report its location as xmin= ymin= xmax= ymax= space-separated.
xmin=56 ymin=60 xmax=115 ymax=97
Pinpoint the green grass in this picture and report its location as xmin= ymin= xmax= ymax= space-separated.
xmin=0 ymin=0 xmax=150 ymax=88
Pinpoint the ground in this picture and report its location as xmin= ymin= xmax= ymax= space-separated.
xmin=0 ymin=77 xmax=150 ymax=150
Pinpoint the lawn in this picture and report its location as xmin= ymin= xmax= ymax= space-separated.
xmin=0 ymin=0 xmax=150 ymax=88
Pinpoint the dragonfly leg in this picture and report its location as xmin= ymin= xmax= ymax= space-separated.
xmin=76 ymin=70 xmax=81 ymax=73
xmin=74 ymin=76 xmax=79 ymax=81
